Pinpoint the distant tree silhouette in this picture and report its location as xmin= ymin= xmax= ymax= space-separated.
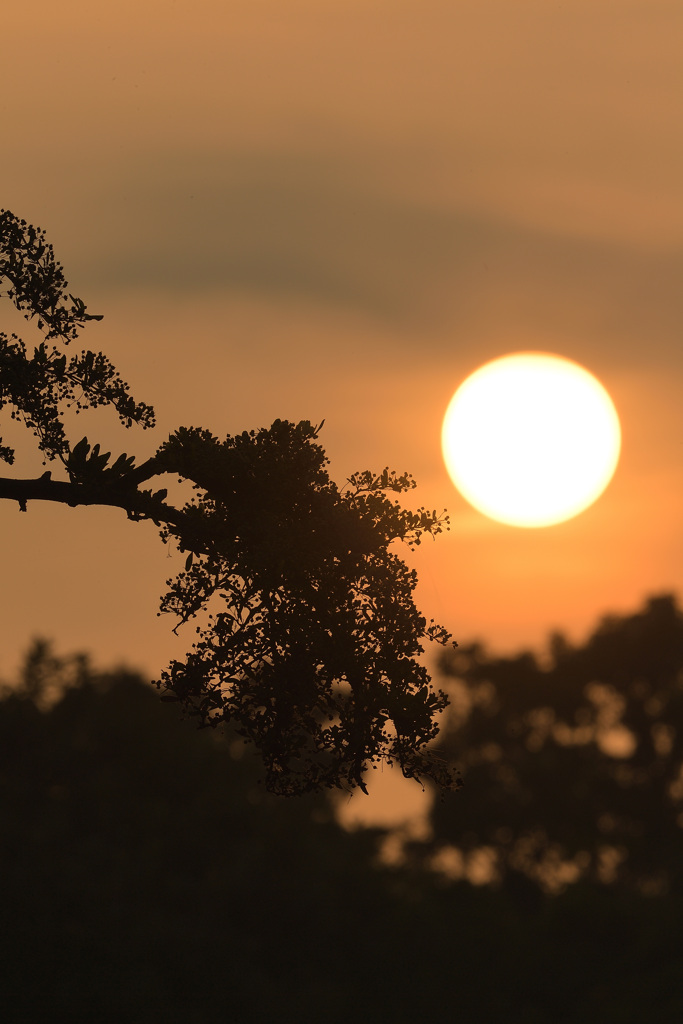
xmin=417 ymin=594 xmax=683 ymax=895
xmin=3 ymin=636 xmax=683 ymax=1023
xmin=0 ymin=209 xmax=458 ymax=795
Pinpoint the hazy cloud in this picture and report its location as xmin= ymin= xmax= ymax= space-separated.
xmin=65 ymin=150 xmax=682 ymax=366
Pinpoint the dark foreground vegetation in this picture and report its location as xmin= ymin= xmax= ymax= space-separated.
xmin=2 ymin=595 xmax=683 ymax=1022
xmin=1 ymin=209 xmax=456 ymax=797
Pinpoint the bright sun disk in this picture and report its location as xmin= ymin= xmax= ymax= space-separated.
xmin=441 ymin=352 xmax=621 ymax=528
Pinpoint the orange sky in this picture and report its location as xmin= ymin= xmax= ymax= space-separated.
xmin=2 ymin=1 xmax=682 ymax=819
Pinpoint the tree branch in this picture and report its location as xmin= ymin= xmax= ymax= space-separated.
xmin=124 ymin=455 xmax=165 ymax=486
xmin=0 ymin=471 xmax=184 ymax=528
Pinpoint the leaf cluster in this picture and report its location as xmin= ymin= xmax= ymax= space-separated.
xmin=0 ymin=210 xmax=102 ymax=341
xmin=154 ymin=419 xmax=458 ymax=794
xmin=0 ymin=210 xmax=154 ymax=465
xmin=65 ymin=436 xmax=137 ymax=485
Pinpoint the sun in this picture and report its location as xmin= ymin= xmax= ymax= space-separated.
xmin=441 ymin=352 xmax=621 ymax=528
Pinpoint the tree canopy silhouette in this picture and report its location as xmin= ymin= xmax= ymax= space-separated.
xmin=0 ymin=209 xmax=458 ymax=795
xmin=3 ymin=631 xmax=683 ymax=1023
xmin=415 ymin=593 xmax=683 ymax=895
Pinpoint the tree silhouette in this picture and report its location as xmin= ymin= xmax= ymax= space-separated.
xmin=0 ymin=209 xmax=458 ymax=795
xmin=4 ymin=635 xmax=683 ymax=1023
xmin=417 ymin=593 xmax=683 ymax=894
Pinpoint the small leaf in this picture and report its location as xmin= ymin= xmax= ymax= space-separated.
xmin=70 ymin=436 xmax=90 ymax=461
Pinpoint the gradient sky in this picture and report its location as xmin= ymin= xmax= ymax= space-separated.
xmin=1 ymin=1 xmax=682 ymax=819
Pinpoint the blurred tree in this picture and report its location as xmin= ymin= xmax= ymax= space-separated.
xmin=0 ymin=209 xmax=458 ymax=795
xmin=418 ymin=594 xmax=683 ymax=896
xmin=2 ymin=638 xmax=683 ymax=1024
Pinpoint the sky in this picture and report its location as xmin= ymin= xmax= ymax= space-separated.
xmin=1 ymin=0 xmax=682 ymax=823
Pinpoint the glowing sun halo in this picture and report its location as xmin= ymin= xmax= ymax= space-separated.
xmin=441 ymin=353 xmax=621 ymax=528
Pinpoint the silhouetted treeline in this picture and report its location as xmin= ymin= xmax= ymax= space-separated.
xmin=2 ymin=601 xmax=683 ymax=1023
xmin=418 ymin=594 xmax=683 ymax=897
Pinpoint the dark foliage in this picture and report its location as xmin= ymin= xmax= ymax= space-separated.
xmin=155 ymin=422 xmax=455 ymax=794
xmin=1 ymin=640 xmax=683 ymax=1024
xmin=414 ymin=593 xmax=683 ymax=897
xmin=0 ymin=209 xmax=458 ymax=794
xmin=0 ymin=210 xmax=154 ymax=464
